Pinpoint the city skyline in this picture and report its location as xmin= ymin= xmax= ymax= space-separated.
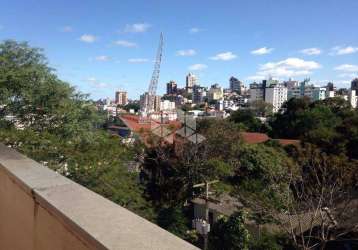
xmin=1 ymin=0 xmax=357 ymax=99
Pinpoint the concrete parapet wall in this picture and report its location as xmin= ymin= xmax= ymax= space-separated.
xmin=0 ymin=144 xmax=198 ymax=250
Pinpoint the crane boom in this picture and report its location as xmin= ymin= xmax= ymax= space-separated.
xmin=146 ymin=33 xmax=163 ymax=113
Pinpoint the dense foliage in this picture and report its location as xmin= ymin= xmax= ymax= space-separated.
xmin=0 ymin=40 xmax=155 ymax=220
xmin=2 ymin=40 xmax=358 ymax=249
xmin=209 ymin=212 xmax=251 ymax=250
xmin=270 ymin=97 xmax=358 ymax=159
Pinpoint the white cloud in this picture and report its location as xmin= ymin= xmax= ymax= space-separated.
xmin=251 ymin=47 xmax=274 ymax=55
xmin=95 ymin=56 xmax=111 ymax=62
xmin=86 ymin=77 xmax=108 ymax=88
xmin=128 ymin=58 xmax=149 ymax=63
xmin=114 ymin=40 xmax=137 ymax=48
xmin=189 ymin=27 xmax=201 ymax=34
xmin=79 ymin=34 xmax=97 ymax=43
xmin=176 ymin=49 xmax=196 ymax=56
xmin=334 ymin=64 xmax=358 ymax=77
xmin=300 ymin=48 xmax=321 ymax=55
xmin=210 ymin=51 xmax=237 ymax=61
xmin=330 ymin=46 xmax=358 ymax=55
xmin=60 ymin=26 xmax=73 ymax=32
xmin=188 ymin=64 xmax=207 ymax=71
xmin=334 ymin=64 xmax=358 ymax=72
xmin=124 ymin=23 xmax=151 ymax=33
xmin=252 ymin=57 xmax=321 ymax=78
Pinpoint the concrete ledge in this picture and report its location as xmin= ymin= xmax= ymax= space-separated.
xmin=0 ymin=143 xmax=198 ymax=250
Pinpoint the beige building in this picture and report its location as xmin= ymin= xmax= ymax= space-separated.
xmin=115 ymin=91 xmax=128 ymax=106
xmin=186 ymin=72 xmax=198 ymax=94
xmin=208 ymin=84 xmax=223 ymax=102
xmin=140 ymin=93 xmax=161 ymax=112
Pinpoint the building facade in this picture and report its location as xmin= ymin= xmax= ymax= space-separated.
xmin=349 ymin=89 xmax=358 ymax=109
xmin=166 ymin=80 xmax=177 ymax=95
xmin=140 ymin=93 xmax=161 ymax=112
xmin=115 ymin=91 xmax=128 ymax=106
xmin=186 ymin=72 xmax=198 ymax=94
xmin=208 ymin=84 xmax=224 ymax=102
xmin=249 ymin=83 xmax=265 ymax=102
xmin=351 ymin=78 xmax=358 ymax=92
xmin=160 ymin=100 xmax=176 ymax=111
xmin=192 ymin=85 xmax=207 ymax=104
xmin=229 ymin=77 xmax=243 ymax=94
xmin=265 ymin=84 xmax=288 ymax=113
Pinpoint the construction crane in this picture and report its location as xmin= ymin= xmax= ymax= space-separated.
xmin=140 ymin=33 xmax=163 ymax=122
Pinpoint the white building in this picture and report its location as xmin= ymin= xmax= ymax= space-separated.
xmin=326 ymin=90 xmax=335 ymax=98
xmin=237 ymin=95 xmax=249 ymax=106
xmin=160 ymin=100 xmax=176 ymax=111
xmin=349 ymin=90 xmax=358 ymax=109
xmin=312 ymin=87 xmax=326 ymax=101
xmin=265 ymin=84 xmax=288 ymax=113
xmin=287 ymin=79 xmax=327 ymax=101
xmin=186 ymin=72 xmax=198 ymax=94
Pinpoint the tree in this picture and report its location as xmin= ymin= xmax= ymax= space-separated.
xmin=0 ymin=127 xmax=156 ymax=220
xmin=250 ymin=100 xmax=273 ymax=117
xmin=337 ymin=111 xmax=358 ymax=159
xmin=157 ymin=206 xmax=191 ymax=239
xmin=209 ymin=211 xmax=251 ymax=250
xmin=0 ymin=40 xmax=155 ymax=221
xmin=0 ymin=40 xmax=103 ymax=141
xmin=250 ymin=233 xmax=283 ymax=250
xmin=235 ymin=144 xmax=295 ymax=211
xmin=230 ymin=109 xmax=263 ymax=132
xmin=123 ymin=102 xmax=140 ymax=112
xmin=240 ymin=143 xmax=358 ymax=250
xmin=142 ymin=119 xmax=242 ymax=207
xmin=269 ymin=97 xmax=311 ymax=139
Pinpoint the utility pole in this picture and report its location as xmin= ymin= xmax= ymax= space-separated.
xmin=193 ymin=180 xmax=219 ymax=250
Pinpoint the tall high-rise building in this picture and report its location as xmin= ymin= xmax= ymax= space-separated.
xmin=249 ymin=82 xmax=265 ymax=102
xmin=186 ymin=72 xmax=198 ymax=94
xmin=115 ymin=91 xmax=128 ymax=106
xmin=166 ymin=80 xmax=177 ymax=95
xmin=349 ymin=90 xmax=357 ymax=109
xmin=192 ymin=85 xmax=207 ymax=104
xmin=140 ymin=93 xmax=161 ymax=112
xmin=229 ymin=77 xmax=243 ymax=93
xmin=326 ymin=82 xmax=335 ymax=91
xmin=154 ymin=95 xmax=161 ymax=111
xmin=351 ymin=78 xmax=358 ymax=91
xmin=265 ymin=84 xmax=288 ymax=113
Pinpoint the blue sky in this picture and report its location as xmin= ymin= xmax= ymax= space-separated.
xmin=0 ymin=0 xmax=357 ymax=100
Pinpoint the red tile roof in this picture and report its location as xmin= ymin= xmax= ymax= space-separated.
xmin=240 ymin=132 xmax=300 ymax=146
xmin=240 ymin=132 xmax=270 ymax=144
xmin=120 ymin=115 xmax=300 ymax=147
xmin=273 ymin=139 xmax=300 ymax=146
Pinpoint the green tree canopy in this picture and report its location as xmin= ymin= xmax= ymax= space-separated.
xmin=0 ymin=40 xmax=103 ymax=141
xmin=229 ymin=109 xmax=263 ymax=132
xmin=209 ymin=211 xmax=251 ymax=250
